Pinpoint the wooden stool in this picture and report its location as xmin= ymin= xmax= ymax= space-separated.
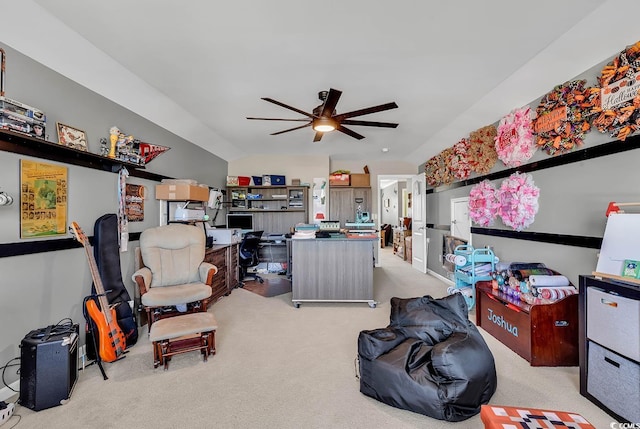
xmin=148 ymin=312 xmax=217 ymax=370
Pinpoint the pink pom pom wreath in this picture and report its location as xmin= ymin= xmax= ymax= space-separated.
xmin=495 ymin=106 xmax=536 ymax=167
xmin=468 ymin=180 xmax=499 ymax=227
xmin=497 ymin=172 xmax=540 ymax=231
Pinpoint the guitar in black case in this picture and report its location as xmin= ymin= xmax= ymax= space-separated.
xmin=91 ymin=213 xmax=138 ymax=347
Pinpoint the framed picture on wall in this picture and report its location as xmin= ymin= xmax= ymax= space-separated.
xmin=56 ymin=122 xmax=88 ymax=151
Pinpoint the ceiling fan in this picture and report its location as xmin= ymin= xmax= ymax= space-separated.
xmin=247 ymin=88 xmax=398 ymax=142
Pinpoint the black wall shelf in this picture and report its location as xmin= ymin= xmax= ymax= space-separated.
xmin=0 ymin=129 xmax=170 ymax=258
xmin=0 ymin=129 xmax=170 ymax=182
xmin=0 ymin=232 xmax=142 ymax=258
xmin=424 ymin=135 xmax=640 ymax=248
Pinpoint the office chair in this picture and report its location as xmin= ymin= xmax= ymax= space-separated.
xmin=239 ymin=230 xmax=264 ymax=285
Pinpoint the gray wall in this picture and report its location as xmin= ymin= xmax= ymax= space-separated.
xmin=0 ymin=43 xmax=228 ymax=385
xmin=425 ymin=50 xmax=638 ymax=287
xmin=380 ymin=182 xmax=399 ymax=226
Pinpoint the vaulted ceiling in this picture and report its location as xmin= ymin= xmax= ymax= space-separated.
xmin=4 ymin=1 xmax=639 ymax=165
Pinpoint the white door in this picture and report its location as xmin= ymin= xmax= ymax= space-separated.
xmin=450 ymin=197 xmax=471 ymax=243
xmin=411 ymin=174 xmax=427 ymax=273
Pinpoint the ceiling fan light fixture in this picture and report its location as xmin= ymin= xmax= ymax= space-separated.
xmin=313 ymin=117 xmax=336 ymax=133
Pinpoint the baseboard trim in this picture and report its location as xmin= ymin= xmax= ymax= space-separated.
xmin=0 ymin=381 xmax=19 ymax=403
xmin=427 ymin=269 xmax=454 ymax=286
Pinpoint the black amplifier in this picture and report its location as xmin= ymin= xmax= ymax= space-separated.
xmin=19 ymin=323 xmax=79 ymax=411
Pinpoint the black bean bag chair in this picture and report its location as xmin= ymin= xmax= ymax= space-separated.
xmin=357 ymin=293 xmax=497 ymax=421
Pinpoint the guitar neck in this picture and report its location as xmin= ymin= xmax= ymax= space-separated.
xmin=81 ymin=242 xmax=113 ymax=325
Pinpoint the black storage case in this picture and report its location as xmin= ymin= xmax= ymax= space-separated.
xmin=19 ymin=323 xmax=79 ymax=411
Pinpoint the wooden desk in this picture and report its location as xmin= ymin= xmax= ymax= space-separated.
xmin=291 ymin=237 xmax=376 ymax=308
xmin=204 ymin=243 xmax=240 ymax=302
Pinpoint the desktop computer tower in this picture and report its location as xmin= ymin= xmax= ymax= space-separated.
xmin=19 ymin=323 xmax=79 ymax=411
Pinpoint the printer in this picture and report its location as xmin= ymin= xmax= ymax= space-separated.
xmin=205 ymin=227 xmax=242 ymax=244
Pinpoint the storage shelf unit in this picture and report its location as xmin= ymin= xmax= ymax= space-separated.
xmin=328 ymin=186 xmax=371 ymax=227
xmin=579 ymin=275 xmax=640 ymax=423
xmin=453 ymin=245 xmax=495 ymax=310
xmin=226 ymin=185 xmax=308 ymax=234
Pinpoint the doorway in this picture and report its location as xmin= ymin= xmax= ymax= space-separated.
xmin=450 ymin=197 xmax=471 ymax=243
xmin=378 ymin=174 xmax=413 ymax=229
xmin=410 ymin=173 xmax=426 ymax=273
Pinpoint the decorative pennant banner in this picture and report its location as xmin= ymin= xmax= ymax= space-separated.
xmin=139 ymin=142 xmax=170 ymax=164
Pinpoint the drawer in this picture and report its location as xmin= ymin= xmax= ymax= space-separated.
xmin=206 ymin=251 xmax=226 ymax=267
xmin=587 ymin=287 xmax=640 ymax=361
xmin=587 ymin=341 xmax=640 ymax=423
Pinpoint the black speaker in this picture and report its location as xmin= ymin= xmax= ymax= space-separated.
xmin=19 ymin=323 xmax=79 ymax=411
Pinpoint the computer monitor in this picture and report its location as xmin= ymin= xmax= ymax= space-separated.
xmin=226 ymin=213 xmax=253 ymax=233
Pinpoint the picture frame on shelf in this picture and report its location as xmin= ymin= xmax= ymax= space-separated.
xmin=56 ymin=122 xmax=88 ymax=151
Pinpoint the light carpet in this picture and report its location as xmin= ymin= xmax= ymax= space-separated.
xmin=4 ymin=248 xmax=619 ymax=428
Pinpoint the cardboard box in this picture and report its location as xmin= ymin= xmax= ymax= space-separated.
xmin=350 ymin=173 xmax=370 ymax=187
xmin=329 ymin=173 xmax=349 ymax=186
xmin=156 ymin=184 xmax=209 ymax=201
xmin=0 ymin=96 xmax=46 ymax=123
xmin=480 ymin=405 xmax=595 ymax=428
xmin=0 ymin=110 xmax=46 ymax=139
xmin=226 ymin=176 xmax=250 ymax=186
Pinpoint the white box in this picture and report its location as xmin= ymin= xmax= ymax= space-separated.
xmin=206 ymin=228 xmax=241 ymax=244
xmin=174 ymin=207 xmax=205 ymax=221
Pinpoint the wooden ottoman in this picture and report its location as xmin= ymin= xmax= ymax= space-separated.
xmin=148 ymin=312 xmax=217 ymax=370
xmin=480 ymin=405 xmax=595 ymax=428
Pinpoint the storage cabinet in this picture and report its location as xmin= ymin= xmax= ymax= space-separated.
xmin=227 ymin=185 xmax=309 ymax=234
xmin=476 ymin=281 xmax=579 ymax=366
xmin=329 ymin=186 xmax=371 ymax=226
xmin=579 ymin=275 xmax=640 ymax=423
xmin=204 ymin=243 xmax=240 ymax=302
xmin=229 ymin=186 xmax=307 ymax=212
xmin=453 ymin=245 xmax=495 ymax=310
xmin=291 ymin=238 xmax=376 ymax=308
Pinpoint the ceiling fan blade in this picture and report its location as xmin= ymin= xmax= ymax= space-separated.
xmin=262 ymin=98 xmax=314 ymax=118
xmin=320 ymin=88 xmax=342 ymax=117
xmin=247 ymin=117 xmax=310 ymax=122
xmin=270 ymin=123 xmax=312 ymax=136
xmin=313 ymin=131 xmax=324 ymax=142
xmin=337 ymin=124 xmax=365 ymax=140
xmin=341 ymin=119 xmax=399 ymax=128
xmin=335 ymin=102 xmax=398 ymax=120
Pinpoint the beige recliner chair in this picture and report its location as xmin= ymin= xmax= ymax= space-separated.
xmin=132 ymin=223 xmax=217 ymax=328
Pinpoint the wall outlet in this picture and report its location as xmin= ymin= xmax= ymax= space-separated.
xmin=78 ymin=344 xmax=87 ymax=368
xmin=438 ymin=254 xmax=443 ymax=262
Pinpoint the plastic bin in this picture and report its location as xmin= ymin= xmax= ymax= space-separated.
xmin=270 ymin=175 xmax=286 ymax=186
